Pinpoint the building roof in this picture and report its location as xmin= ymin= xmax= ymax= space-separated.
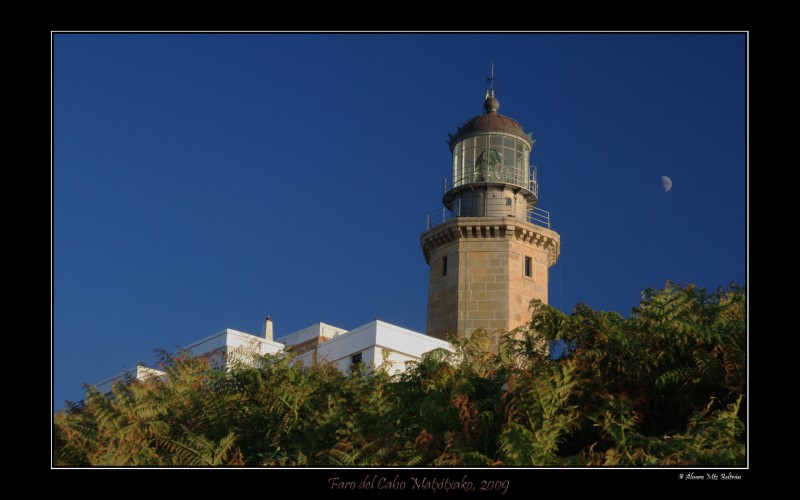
xmin=448 ymin=94 xmax=533 ymax=151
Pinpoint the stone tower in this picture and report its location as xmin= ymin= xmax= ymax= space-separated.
xmin=421 ymin=75 xmax=560 ymax=340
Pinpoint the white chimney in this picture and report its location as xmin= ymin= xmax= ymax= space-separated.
xmin=262 ymin=315 xmax=273 ymax=341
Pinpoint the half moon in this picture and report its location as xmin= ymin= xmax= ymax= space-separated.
xmin=661 ymin=176 xmax=672 ymax=192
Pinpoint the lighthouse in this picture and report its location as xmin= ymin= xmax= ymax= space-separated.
xmin=421 ymin=69 xmax=560 ymax=340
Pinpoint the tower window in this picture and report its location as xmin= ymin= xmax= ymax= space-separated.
xmin=442 ymin=256 xmax=448 ymax=277
xmin=524 ymin=256 xmax=532 ymax=277
xmin=351 ymin=352 xmax=362 ymax=365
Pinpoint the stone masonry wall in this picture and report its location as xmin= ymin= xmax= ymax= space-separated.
xmin=422 ymin=217 xmax=559 ymax=340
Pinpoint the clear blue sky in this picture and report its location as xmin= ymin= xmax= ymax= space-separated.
xmin=53 ymin=33 xmax=746 ymax=408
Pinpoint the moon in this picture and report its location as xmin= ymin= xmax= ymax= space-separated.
xmin=661 ymin=176 xmax=672 ymax=192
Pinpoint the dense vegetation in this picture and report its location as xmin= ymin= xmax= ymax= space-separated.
xmin=54 ymin=282 xmax=745 ymax=466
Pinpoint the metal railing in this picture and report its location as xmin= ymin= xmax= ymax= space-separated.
xmin=527 ymin=206 xmax=551 ymax=228
xmin=426 ymin=202 xmax=551 ymax=231
xmin=447 ymin=165 xmax=539 ymax=199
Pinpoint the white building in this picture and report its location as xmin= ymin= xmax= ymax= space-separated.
xmin=95 ymin=365 xmax=166 ymax=395
xmin=283 ymin=320 xmax=452 ymax=376
xmin=95 ymin=317 xmax=452 ymax=392
xmin=183 ymin=326 xmax=285 ymax=365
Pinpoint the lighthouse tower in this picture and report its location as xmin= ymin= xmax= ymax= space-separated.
xmin=421 ymin=70 xmax=560 ymax=340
